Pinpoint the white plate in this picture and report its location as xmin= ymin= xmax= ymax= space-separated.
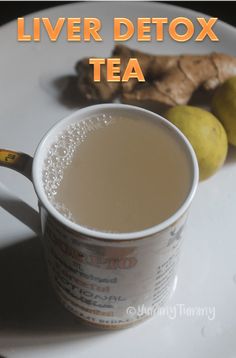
xmin=1 ymin=2 xmax=236 ymax=357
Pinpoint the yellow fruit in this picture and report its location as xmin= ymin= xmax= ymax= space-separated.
xmin=212 ymin=76 xmax=236 ymax=146
xmin=165 ymin=105 xmax=228 ymax=180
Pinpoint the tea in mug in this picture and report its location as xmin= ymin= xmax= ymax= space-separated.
xmin=43 ymin=113 xmax=192 ymax=232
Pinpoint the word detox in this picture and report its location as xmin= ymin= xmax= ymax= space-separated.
xmin=17 ymin=16 xmax=219 ymax=82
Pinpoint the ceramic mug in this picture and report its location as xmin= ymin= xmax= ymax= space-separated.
xmin=0 ymin=104 xmax=198 ymax=329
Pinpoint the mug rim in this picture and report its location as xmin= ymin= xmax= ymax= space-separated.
xmin=32 ymin=103 xmax=199 ymax=241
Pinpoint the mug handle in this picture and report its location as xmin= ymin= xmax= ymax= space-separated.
xmin=0 ymin=148 xmax=41 ymax=234
xmin=0 ymin=149 xmax=33 ymax=181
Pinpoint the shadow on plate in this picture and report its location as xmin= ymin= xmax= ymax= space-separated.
xmin=225 ymin=145 xmax=236 ymax=165
xmin=0 ymin=236 xmax=111 ymax=349
xmin=0 ymin=182 xmax=40 ymax=235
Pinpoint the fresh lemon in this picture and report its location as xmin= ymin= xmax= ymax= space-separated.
xmin=165 ymin=105 xmax=228 ymax=180
xmin=212 ymin=76 xmax=236 ymax=146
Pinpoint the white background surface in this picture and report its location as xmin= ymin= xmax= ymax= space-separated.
xmin=0 ymin=2 xmax=236 ymax=357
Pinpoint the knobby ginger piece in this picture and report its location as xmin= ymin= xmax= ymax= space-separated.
xmin=75 ymin=45 xmax=236 ymax=105
xmin=75 ymin=58 xmax=120 ymax=101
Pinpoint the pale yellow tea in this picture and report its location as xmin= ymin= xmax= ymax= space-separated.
xmin=43 ymin=113 xmax=192 ymax=232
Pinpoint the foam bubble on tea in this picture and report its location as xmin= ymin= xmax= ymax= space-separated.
xmin=42 ymin=113 xmax=192 ymax=233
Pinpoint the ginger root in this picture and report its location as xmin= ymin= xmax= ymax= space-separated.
xmin=75 ymin=58 xmax=120 ymax=101
xmin=75 ymin=45 xmax=236 ymax=106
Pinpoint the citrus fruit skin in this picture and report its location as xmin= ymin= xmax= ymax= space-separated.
xmin=165 ymin=105 xmax=228 ymax=180
xmin=212 ymin=76 xmax=236 ymax=146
